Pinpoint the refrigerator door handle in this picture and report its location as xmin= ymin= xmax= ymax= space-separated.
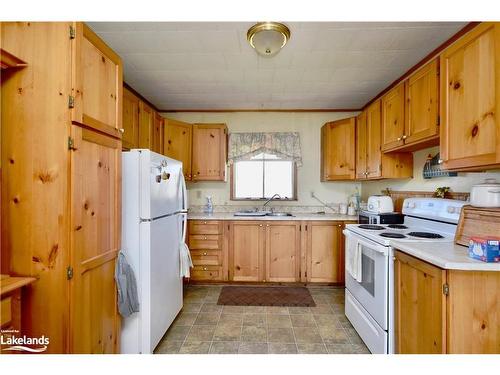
xmin=180 ymin=171 xmax=188 ymax=212
xmin=180 ymin=212 xmax=188 ymax=243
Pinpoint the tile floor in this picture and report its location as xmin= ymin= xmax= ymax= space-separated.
xmin=154 ymin=285 xmax=370 ymax=354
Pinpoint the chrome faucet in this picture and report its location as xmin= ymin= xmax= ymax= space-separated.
xmin=263 ymin=193 xmax=282 ymax=212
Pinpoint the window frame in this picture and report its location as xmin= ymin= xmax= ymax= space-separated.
xmin=229 ymin=161 xmax=298 ymax=201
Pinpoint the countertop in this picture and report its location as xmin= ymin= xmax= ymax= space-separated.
xmin=187 ymin=212 xmax=359 ymax=221
xmin=391 ymin=241 xmax=500 ymax=271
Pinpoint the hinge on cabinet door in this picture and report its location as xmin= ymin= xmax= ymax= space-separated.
xmin=437 ymin=115 xmax=440 ymax=126
xmin=304 ymin=271 xmax=307 ymax=278
xmin=69 ymin=25 xmax=76 ymax=39
xmin=442 ymin=283 xmax=449 ymax=296
xmin=66 ymin=266 xmax=74 ymax=280
xmin=68 ymin=137 xmax=76 ymax=151
xmin=68 ymin=95 xmax=75 ymax=109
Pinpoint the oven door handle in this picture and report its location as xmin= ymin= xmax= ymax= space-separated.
xmin=345 ymin=231 xmax=389 ymax=256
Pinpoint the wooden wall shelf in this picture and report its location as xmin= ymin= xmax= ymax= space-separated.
xmin=1 ymin=48 xmax=28 ymax=70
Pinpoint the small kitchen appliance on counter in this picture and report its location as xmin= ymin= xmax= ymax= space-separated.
xmin=367 ymin=195 xmax=394 ymax=213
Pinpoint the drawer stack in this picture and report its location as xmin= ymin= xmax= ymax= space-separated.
xmin=188 ymin=220 xmax=224 ymax=281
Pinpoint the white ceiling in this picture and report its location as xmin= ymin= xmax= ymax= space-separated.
xmin=88 ymin=22 xmax=466 ymax=110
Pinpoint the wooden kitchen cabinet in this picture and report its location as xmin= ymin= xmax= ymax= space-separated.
xmin=356 ymin=100 xmax=413 ymax=180
xmin=440 ymin=22 xmax=500 ymax=171
xmin=228 ymin=221 xmax=265 ymax=282
xmin=1 ymin=22 xmax=121 ymax=353
xmin=164 ymin=118 xmax=193 ymax=180
xmin=381 ymin=83 xmax=406 ymax=151
xmin=305 ymin=221 xmax=345 ymax=283
xmin=138 ymin=101 xmax=154 ymax=149
xmin=321 ymin=117 xmax=356 ymax=181
xmin=192 ymin=123 xmax=227 ymax=181
xmin=153 ymin=112 xmax=164 ymax=154
xmin=122 ymin=87 xmax=140 ymax=149
xmin=265 ymin=222 xmax=301 ymax=282
xmin=395 ymin=251 xmax=500 ymax=354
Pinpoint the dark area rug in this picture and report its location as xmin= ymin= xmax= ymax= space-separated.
xmin=217 ymin=286 xmax=316 ymax=307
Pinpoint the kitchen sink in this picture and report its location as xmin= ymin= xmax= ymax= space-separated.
xmin=266 ymin=212 xmax=294 ymax=217
xmin=233 ymin=210 xmax=268 ymax=217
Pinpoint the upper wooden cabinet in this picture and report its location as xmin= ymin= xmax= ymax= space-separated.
xmin=122 ymin=87 xmax=140 ymax=149
xmin=164 ymin=118 xmax=193 ymax=180
xmin=440 ymin=22 xmax=500 ymax=171
xmin=321 ymin=117 xmax=356 ymax=181
xmin=192 ymin=123 xmax=227 ymax=181
xmin=381 ymin=83 xmax=406 ymax=151
xmin=72 ymin=23 xmax=122 ymax=137
xmin=153 ymin=112 xmax=164 ymax=154
xmin=356 ymin=100 xmax=413 ymax=180
xmin=138 ymin=101 xmax=154 ymax=149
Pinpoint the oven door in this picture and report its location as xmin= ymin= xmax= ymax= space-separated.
xmin=345 ymin=232 xmax=389 ymax=330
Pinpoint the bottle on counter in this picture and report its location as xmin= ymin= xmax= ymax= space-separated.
xmin=204 ymin=196 xmax=213 ymax=215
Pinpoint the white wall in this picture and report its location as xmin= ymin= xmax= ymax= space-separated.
xmin=161 ymin=111 xmax=361 ymax=207
xmin=361 ymin=146 xmax=500 ymax=199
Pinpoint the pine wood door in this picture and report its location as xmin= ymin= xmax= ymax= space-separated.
xmin=366 ymin=100 xmax=383 ymax=179
xmin=69 ymin=124 xmax=121 ymax=354
xmin=306 ymin=222 xmax=343 ymax=283
xmin=138 ymin=101 xmax=154 ymax=149
xmin=381 ymin=83 xmax=405 ymax=151
xmin=320 ymin=118 xmax=356 ymax=181
xmin=228 ymin=221 xmax=265 ymax=282
xmin=192 ymin=124 xmax=227 ymax=181
xmin=404 ymin=59 xmax=439 ymax=146
xmin=440 ymin=22 xmax=500 ymax=171
xmin=164 ymin=118 xmax=193 ymax=180
xmin=72 ymin=23 xmax=123 ymax=137
xmin=265 ymin=222 xmax=300 ymax=282
xmin=153 ymin=112 xmax=164 ymax=154
xmin=122 ymin=87 xmax=139 ymax=149
xmin=394 ymin=251 xmax=446 ymax=354
xmin=355 ymin=110 xmax=368 ymax=179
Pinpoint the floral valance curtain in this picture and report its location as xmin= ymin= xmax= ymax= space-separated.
xmin=228 ymin=132 xmax=302 ymax=166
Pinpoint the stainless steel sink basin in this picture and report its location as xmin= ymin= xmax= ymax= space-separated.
xmin=233 ymin=210 xmax=268 ymax=217
xmin=266 ymin=212 xmax=294 ymax=217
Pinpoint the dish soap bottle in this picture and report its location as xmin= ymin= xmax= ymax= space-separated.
xmin=204 ymin=196 xmax=213 ymax=215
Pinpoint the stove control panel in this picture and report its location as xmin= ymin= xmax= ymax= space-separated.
xmin=402 ymin=198 xmax=466 ymax=224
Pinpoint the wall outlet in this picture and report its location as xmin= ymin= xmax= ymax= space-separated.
xmin=196 ymin=190 xmax=202 ymax=199
xmin=310 ymin=191 xmax=315 ymax=198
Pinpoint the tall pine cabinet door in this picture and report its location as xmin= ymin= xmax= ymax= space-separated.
xmin=265 ymin=222 xmax=300 ymax=282
xmin=440 ymin=22 xmax=500 ymax=170
xmin=306 ymin=222 xmax=343 ymax=283
xmin=138 ymin=101 xmax=154 ymax=149
xmin=164 ymin=119 xmax=193 ymax=180
xmin=355 ymin=111 xmax=368 ymax=179
xmin=192 ymin=124 xmax=227 ymax=181
xmin=228 ymin=222 xmax=265 ymax=282
xmin=153 ymin=112 xmax=164 ymax=154
xmin=381 ymin=83 xmax=405 ymax=152
xmin=72 ymin=23 xmax=123 ymax=138
xmin=69 ymin=124 xmax=121 ymax=354
xmin=366 ymin=100 xmax=383 ymax=179
xmin=122 ymin=87 xmax=139 ymax=149
xmin=320 ymin=118 xmax=356 ymax=181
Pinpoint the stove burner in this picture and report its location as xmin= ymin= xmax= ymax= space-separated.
xmin=379 ymin=232 xmax=407 ymax=239
xmin=387 ymin=224 xmax=408 ymax=229
xmin=358 ymin=225 xmax=385 ymax=230
xmin=407 ymin=231 xmax=444 ymax=239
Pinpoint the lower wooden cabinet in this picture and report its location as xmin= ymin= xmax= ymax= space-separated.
xmin=265 ymin=222 xmax=301 ymax=282
xmin=395 ymin=250 xmax=500 ymax=354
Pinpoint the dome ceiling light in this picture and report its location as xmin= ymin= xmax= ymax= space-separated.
xmin=247 ymin=22 xmax=291 ymax=57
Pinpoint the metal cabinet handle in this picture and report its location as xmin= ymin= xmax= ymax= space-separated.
xmin=203 ymin=221 xmax=207 ymax=224
xmin=402 ymin=135 xmax=407 ymax=140
xmin=119 ymin=128 xmax=125 ymax=134
xmin=259 ymin=224 xmax=263 ymax=227
xmin=203 ymin=252 xmax=207 ymax=255
xmin=397 ymin=137 xmax=401 ymax=141
xmin=204 ymin=236 xmax=207 ymax=240
xmin=203 ymin=267 xmax=207 ymax=271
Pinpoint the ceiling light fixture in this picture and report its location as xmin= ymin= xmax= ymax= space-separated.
xmin=247 ymin=22 xmax=291 ymax=57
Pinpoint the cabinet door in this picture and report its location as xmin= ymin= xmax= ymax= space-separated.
xmin=265 ymin=222 xmax=300 ymax=282
xmin=355 ymin=111 xmax=368 ymax=179
xmin=440 ymin=22 xmax=500 ymax=170
xmin=152 ymin=112 xmax=164 ymax=154
xmin=192 ymin=124 xmax=227 ymax=181
xmin=72 ymin=23 xmax=122 ymax=137
xmin=229 ymin=222 xmax=265 ymax=282
xmin=320 ymin=118 xmax=356 ymax=181
xmin=366 ymin=100 xmax=383 ymax=179
xmin=381 ymin=83 xmax=405 ymax=151
xmin=69 ymin=124 xmax=120 ymax=354
xmin=394 ymin=251 xmax=446 ymax=354
xmin=164 ymin=119 xmax=193 ymax=180
xmin=138 ymin=101 xmax=154 ymax=149
xmin=122 ymin=87 xmax=139 ymax=149
xmin=404 ymin=59 xmax=439 ymax=146
xmin=306 ymin=222 xmax=343 ymax=283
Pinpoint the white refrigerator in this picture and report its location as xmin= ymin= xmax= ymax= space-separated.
xmin=120 ymin=149 xmax=187 ymax=354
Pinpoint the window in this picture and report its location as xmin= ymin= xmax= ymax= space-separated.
xmin=232 ymin=152 xmax=296 ymax=200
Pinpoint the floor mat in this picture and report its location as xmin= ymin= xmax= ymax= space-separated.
xmin=217 ymin=285 xmax=316 ymax=307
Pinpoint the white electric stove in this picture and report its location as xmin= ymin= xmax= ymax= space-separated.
xmin=343 ymin=197 xmax=467 ymax=354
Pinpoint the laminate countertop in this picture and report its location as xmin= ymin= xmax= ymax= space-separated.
xmin=392 ymin=240 xmax=500 ymax=271
xmin=187 ymin=212 xmax=359 ymax=222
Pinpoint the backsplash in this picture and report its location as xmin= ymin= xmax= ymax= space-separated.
xmin=188 ymin=204 xmax=342 ymax=214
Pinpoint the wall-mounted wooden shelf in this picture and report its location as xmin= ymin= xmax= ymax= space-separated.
xmin=1 ymin=48 xmax=28 ymax=70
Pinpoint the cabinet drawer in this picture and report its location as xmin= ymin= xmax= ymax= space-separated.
xmin=188 ymin=220 xmax=223 ymax=235
xmin=191 ymin=250 xmax=222 ymax=266
xmin=191 ymin=266 xmax=222 ymax=281
xmin=1 ymin=297 xmax=12 ymax=328
xmin=189 ymin=234 xmax=221 ymax=250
